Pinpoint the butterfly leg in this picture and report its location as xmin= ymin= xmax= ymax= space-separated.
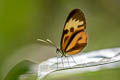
xmin=61 ymin=56 xmax=64 ymax=68
xmin=66 ymin=56 xmax=71 ymax=68
xmin=70 ymin=55 xmax=77 ymax=65
xmin=56 ymin=56 xmax=64 ymax=69
xmin=57 ymin=55 xmax=59 ymax=69
xmin=56 ymin=49 xmax=60 ymax=69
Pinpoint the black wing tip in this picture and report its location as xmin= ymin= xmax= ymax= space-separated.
xmin=70 ymin=8 xmax=84 ymax=14
xmin=71 ymin=8 xmax=81 ymax=11
xmin=65 ymin=8 xmax=84 ymax=23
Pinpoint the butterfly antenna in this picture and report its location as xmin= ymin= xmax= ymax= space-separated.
xmin=37 ymin=39 xmax=48 ymax=43
xmin=37 ymin=38 xmax=58 ymax=48
xmin=46 ymin=39 xmax=58 ymax=48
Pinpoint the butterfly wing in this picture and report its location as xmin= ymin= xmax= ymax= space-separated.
xmin=60 ymin=9 xmax=87 ymax=55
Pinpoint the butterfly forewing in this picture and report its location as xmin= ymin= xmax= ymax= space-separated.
xmin=61 ymin=9 xmax=87 ymax=55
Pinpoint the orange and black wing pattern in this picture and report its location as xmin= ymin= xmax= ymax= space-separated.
xmin=60 ymin=9 xmax=87 ymax=55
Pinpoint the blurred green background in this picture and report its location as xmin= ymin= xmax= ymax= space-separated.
xmin=0 ymin=0 xmax=120 ymax=80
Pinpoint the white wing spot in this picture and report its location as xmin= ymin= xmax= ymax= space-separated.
xmin=65 ymin=18 xmax=84 ymax=29
xmin=79 ymin=21 xmax=84 ymax=26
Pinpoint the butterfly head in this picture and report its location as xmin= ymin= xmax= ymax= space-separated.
xmin=56 ymin=48 xmax=60 ymax=53
xmin=56 ymin=48 xmax=66 ymax=57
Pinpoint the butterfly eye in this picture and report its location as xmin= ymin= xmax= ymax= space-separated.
xmin=56 ymin=48 xmax=59 ymax=51
xmin=56 ymin=48 xmax=60 ymax=54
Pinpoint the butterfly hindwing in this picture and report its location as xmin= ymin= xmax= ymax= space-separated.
xmin=61 ymin=9 xmax=87 ymax=55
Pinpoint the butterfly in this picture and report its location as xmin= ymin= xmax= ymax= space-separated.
xmin=37 ymin=9 xmax=87 ymax=57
